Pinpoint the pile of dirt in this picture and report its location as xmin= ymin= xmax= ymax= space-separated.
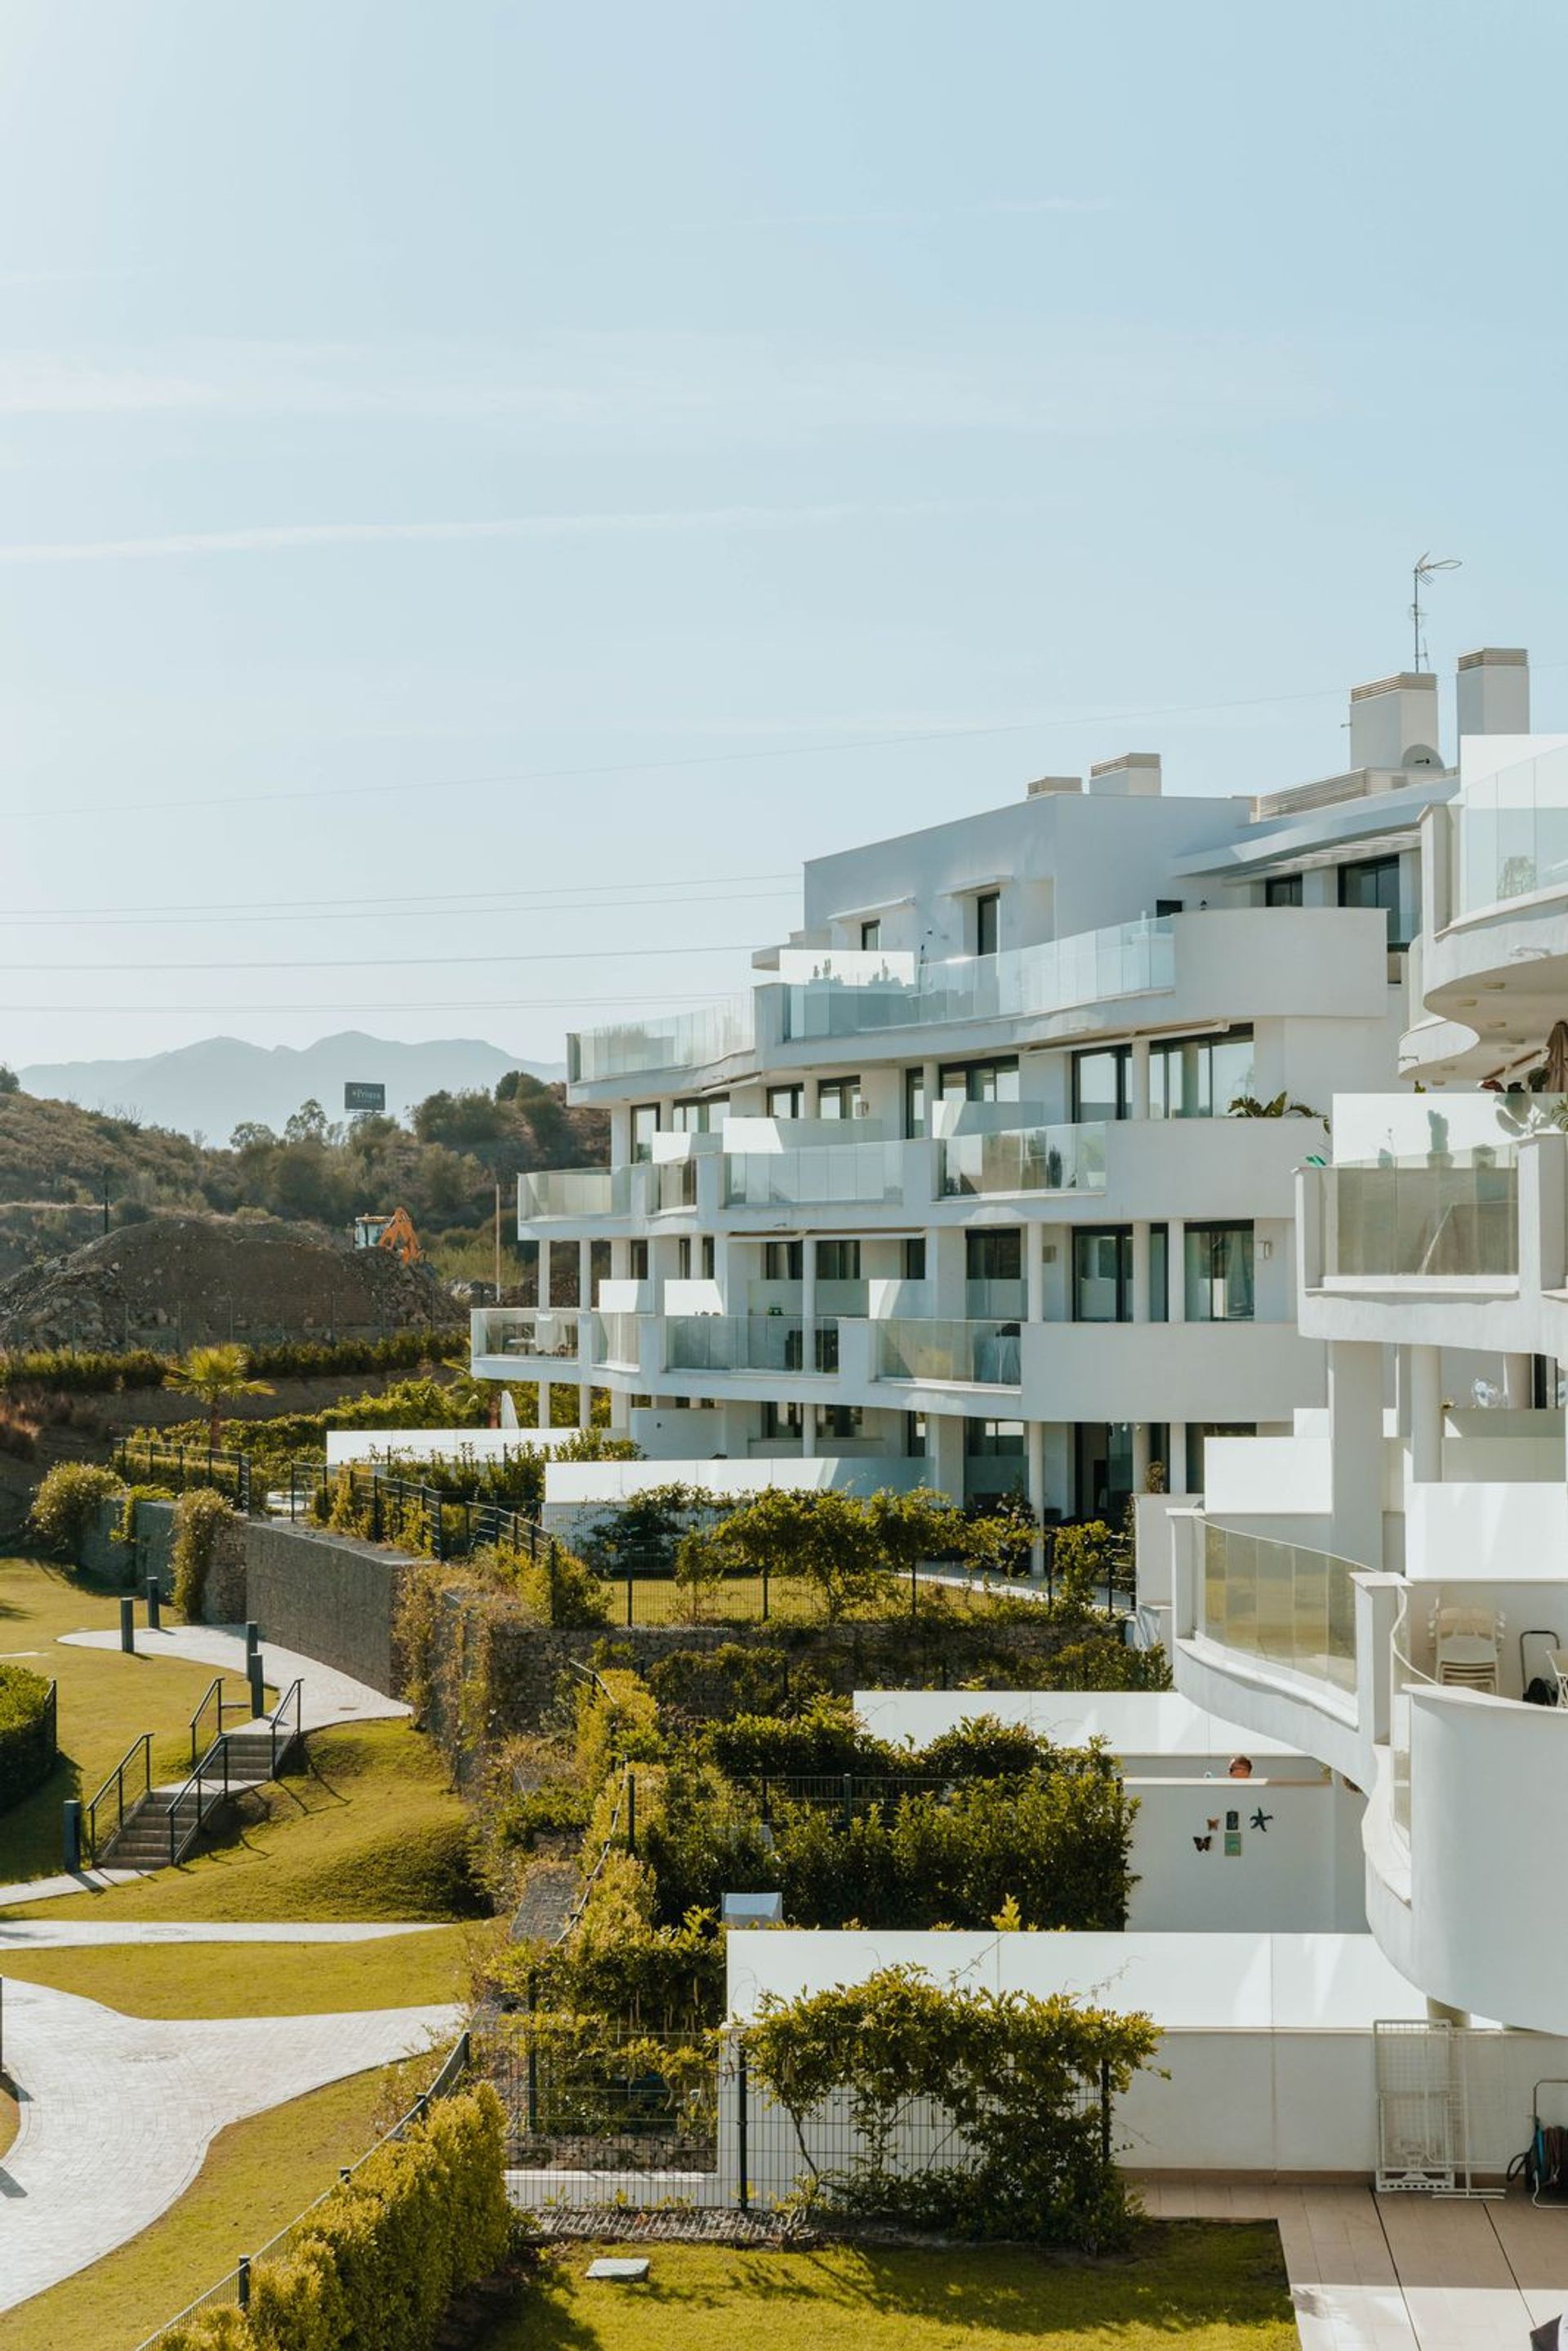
xmin=0 ymin=1212 xmax=450 ymax=1351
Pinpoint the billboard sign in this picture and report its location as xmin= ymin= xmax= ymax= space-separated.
xmin=344 ymin=1081 xmax=386 ymax=1114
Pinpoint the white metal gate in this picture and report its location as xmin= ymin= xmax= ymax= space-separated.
xmin=1375 ymin=2019 xmax=1541 ymax=2196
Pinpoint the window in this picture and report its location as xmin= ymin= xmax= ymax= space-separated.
xmin=975 ymin=891 xmax=1000 ymax=957
xmin=903 ymin=1236 xmax=927 ymax=1280
xmin=966 ymin=1418 xmax=1025 ymax=1457
xmin=817 ymin=1075 xmax=863 ymax=1120
xmin=701 ymin=1235 xmax=715 ymax=1280
xmin=967 ymin=1229 xmax=1022 ymax=1282
xmin=676 ymin=1236 xmax=692 ymax=1279
xmin=1265 ymin=874 xmax=1303 ymax=908
xmin=763 ymin=1240 xmax=803 ymax=1280
xmin=817 ymin=1239 xmax=862 ymax=1281
xmin=767 ymin=1083 xmax=804 ymax=1120
xmin=1339 ymin=854 xmax=1405 ymax=946
xmin=903 ymin=1066 xmax=926 ymax=1137
xmin=672 ymin=1095 xmax=728 ymax=1134
xmin=1072 ymin=1045 xmax=1131 ymax=1122
xmin=1076 ymin=1422 xmax=1133 ymax=1521
xmin=939 ymin=1057 xmax=1020 ymax=1106
xmin=630 ymin=1240 xmax=649 ymax=1280
xmin=762 ymin=1400 xmax=804 ymax=1440
xmin=1186 ymin=1423 xmax=1253 ymax=1493
xmin=1156 ymin=897 xmax=1183 ymax=918
xmin=860 ymin=919 xmax=881 ymax=952
xmin=1184 ymin=1222 xmax=1255 ymax=1320
xmin=905 ymin=1410 xmax=929 ymax=1455
xmin=1149 ymin=1027 xmax=1255 ymax=1120
xmin=631 ymin=1104 xmax=659 ymax=1163
xmin=1148 ymin=1223 xmax=1169 ymax=1322
xmin=1073 ymin=1227 xmax=1133 ymax=1322
xmin=821 ymin=1405 xmax=864 ymax=1440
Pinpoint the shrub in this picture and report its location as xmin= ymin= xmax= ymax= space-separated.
xmin=0 ymin=1397 xmax=39 ymax=1459
xmin=0 ymin=1661 xmax=56 ymax=1809
xmin=478 ymin=1538 xmax=611 ymax=1629
xmin=702 ymin=1699 xmax=870 ymax=1781
xmin=116 ymin=1481 xmax=174 ymax=1547
xmin=172 ymin=1487 xmax=234 ymax=1620
xmin=645 ymin=1641 xmax=826 ymax=1724
xmin=573 ymin=1669 xmax=662 ymax=1786
xmin=26 ymin=1461 xmax=123 ymax=1559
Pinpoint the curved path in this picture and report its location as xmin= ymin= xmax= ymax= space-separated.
xmin=0 ymin=1918 xmax=440 ymax=1950
xmin=0 ymin=1977 xmax=464 ymax=2314
xmin=58 ymin=1623 xmax=409 ymax=1730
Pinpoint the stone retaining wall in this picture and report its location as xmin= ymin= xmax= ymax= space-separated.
xmin=244 ymin=1520 xmax=411 ymax=1695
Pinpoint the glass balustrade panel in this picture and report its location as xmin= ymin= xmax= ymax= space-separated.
xmin=1200 ymin=1522 xmax=1357 ymax=1694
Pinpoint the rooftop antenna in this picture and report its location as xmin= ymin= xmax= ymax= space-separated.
xmin=1411 ymin=551 xmax=1461 ymax=673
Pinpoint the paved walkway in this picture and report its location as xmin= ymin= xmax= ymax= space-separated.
xmin=0 ymin=1863 xmax=147 ymax=1908
xmin=0 ymin=1978 xmax=464 ymax=2314
xmin=1142 ymin=2180 xmax=1568 ymax=2351
xmin=58 ymin=1623 xmax=410 ymax=1730
xmin=0 ymin=1918 xmax=440 ymax=1949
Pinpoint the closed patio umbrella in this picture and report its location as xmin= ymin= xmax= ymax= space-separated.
xmin=1546 ymin=1020 xmax=1568 ymax=1093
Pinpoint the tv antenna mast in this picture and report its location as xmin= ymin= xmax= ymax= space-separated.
xmin=1410 ymin=551 xmax=1461 ymax=672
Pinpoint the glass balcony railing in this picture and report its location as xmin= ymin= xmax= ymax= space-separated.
xmin=1322 ymin=1151 xmax=1519 ymax=1279
xmin=1200 ymin=1521 xmax=1357 ymax=1694
xmin=654 ymin=1159 xmax=698 ymax=1213
xmin=518 ymin=1165 xmax=629 ymax=1222
xmin=470 ymin=1308 xmax=584 ymax=1363
xmin=939 ymin=1120 xmax=1106 ymax=1197
xmin=665 ymin=1315 xmax=840 ymax=1374
xmin=591 ymin=1312 xmax=642 ymax=1369
xmin=783 ymin=917 xmax=1174 ymax=1042
xmin=723 ymin=1141 xmax=905 ymax=1208
xmin=1457 ymin=742 xmax=1568 ymax=915
xmin=875 ymin=1318 xmax=1021 ymax=1385
xmin=568 ymin=994 xmax=755 ymax=1084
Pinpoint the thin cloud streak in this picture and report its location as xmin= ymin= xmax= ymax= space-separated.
xmin=0 ymin=499 xmax=975 ymax=566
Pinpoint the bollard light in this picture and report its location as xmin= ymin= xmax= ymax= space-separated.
xmin=62 ymin=1799 xmax=82 ymax=1873
xmin=118 ymin=1596 xmax=135 ymax=1655
xmin=145 ymin=1575 xmax=161 ymax=1632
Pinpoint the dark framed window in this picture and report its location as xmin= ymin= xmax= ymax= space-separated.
xmin=860 ymin=919 xmax=881 ymax=952
xmin=701 ymin=1236 xmax=715 ymax=1280
xmin=817 ymin=1239 xmax=862 ymax=1281
xmin=1149 ymin=1027 xmax=1255 ymax=1120
xmin=630 ymin=1240 xmax=649 ymax=1280
xmin=939 ymin=1056 xmax=1020 ymax=1106
xmin=821 ymin=1405 xmax=864 ymax=1440
xmin=1156 ymin=897 xmax=1183 ymax=917
xmin=903 ymin=1066 xmax=926 ymax=1137
xmin=817 ymin=1075 xmax=863 ymax=1120
xmin=763 ymin=1240 xmax=803 ymax=1280
xmin=1265 ymin=874 xmax=1303 ymax=907
xmin=967 ymin=1228 xmax=1022 ymax=1280
xmin=1339 ymin=854 xmax=1405 ymax=946
xmin=630 ymin=1104 xmax=659 ymax=1163
xmin=676 ymin=1236 xmax=692 ymax=1279
xmin=1184 ymin=1222 xmax=1255 ymax=1321
xmin=1072 ymin=1044 xmax=1131 ymax=1122
xmin=762 ymin=1400 xmax=804 ymax=1440
xmin=905 ymin=1410 xmax=929 ymax=1455
xmin=975 ymin=891 xmax=1000 ymax=957
xmin=1075 ymin=1422 xmax=1133 ymax=1521
xmin=672 ymin=1094 xmax=728 ymax=1134
xmin=1073 ymin=1227 xmax=1133 ymax=1322
xmin=766 ymin=1083 xmax=803 ymax=1120
xmin=903 ymin=1236 xmax=927 ymax=1280
xmin=966 ymin=1418 xmax=1025 ymax=1457
xmin=1148 ymin=1222 xmax=1169 ymax=1322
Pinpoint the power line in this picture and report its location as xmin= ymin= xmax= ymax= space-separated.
xmin=0 ymin=991 xmax=733 ymax=1013
xmin=0 ymin=941 xmax=761 ymax=973
xmin=0 ymin=870 xmax=796 ymax=924
xmin=0 ymin=884 xmax=795 ymax=933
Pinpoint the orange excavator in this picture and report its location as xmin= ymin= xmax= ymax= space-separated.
xmin=351 ymin=1205 xmax=421 ymax=1267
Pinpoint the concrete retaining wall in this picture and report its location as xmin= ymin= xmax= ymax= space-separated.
xmin=81 ymin=1496 xmax=176 ymax=1595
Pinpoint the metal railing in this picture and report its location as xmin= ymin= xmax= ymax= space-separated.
xmin=135 ymin=2029 xmax=473 ymax=2348
xmin=269 ymin=1677 xmax=304 ymax=1777
xmin=114 ymin=1436 xmax=255 ymax=1512
xmin=83 ymin=1731 xmax=152 ymax=1867
xmin=189 ymin=1676 xmax=248 ymax=1770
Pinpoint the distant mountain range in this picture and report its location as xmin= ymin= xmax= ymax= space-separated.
xmin=17 ymin=1031 xmax=564 ymax=1144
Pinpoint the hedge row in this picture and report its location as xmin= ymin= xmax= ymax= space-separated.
xmin=161 ymin=2082 xmax=512 ymax=2351
xmin=0 ymin=1327 xmax=467 ymax=1397
xmin=0 ymin=1660 xmax=56 ymax=1810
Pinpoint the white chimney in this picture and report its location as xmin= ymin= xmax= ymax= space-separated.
xmin=1026 ymin=774 xmax=1082 ymax=798
xmin=1457 ymin=647 xmax=1530 ymax=737
xmin=1088 ymin=752 xmax=1161 ymax=798
xmin=1348 ymin=672 xmax=1441 ymax=772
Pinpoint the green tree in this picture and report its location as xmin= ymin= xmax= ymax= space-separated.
xmin=283 ymin=1097 xmax=329 ymax=1143
xmin=165 ymin=1343 xmax=274 ymax=1448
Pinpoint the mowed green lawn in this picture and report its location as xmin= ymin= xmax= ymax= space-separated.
xmin=479 ymin=2231 xmax=1295 ymax=2351
xmin=0 ymin=1556 xmax=254 ymax=1885
xmin=0 ymin=1923 xmax=474 ymax=2015
xmin=2 ymin=1720 xmax=486 ymax=1924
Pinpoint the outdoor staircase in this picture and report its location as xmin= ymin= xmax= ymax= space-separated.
xmin=87 ymin=1677 xmax=305 ymax=1872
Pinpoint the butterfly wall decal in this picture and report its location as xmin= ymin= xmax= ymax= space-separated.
xmin=1192 ymin=1834 xmax=1212 ymax=1852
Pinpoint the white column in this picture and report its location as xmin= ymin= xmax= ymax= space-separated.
xmin=608 ymin=1386 xmax=631 ymax=1435
xmin=1166 ymin=1220 xmax=1185 ymax=1322
xmin=931 ymin=1411 xmax=964 ymax=1504
xmin=1328 ymin=1338 xmax=1385 ymax=1570
xmin=1409 ymin=1344 xmax=1443 ymax=1485
xmin=1132 ymin=1422 xmax=1152 ymax=1492
xmin=537 ymin=1236 xmax=552 ymax=1310
xmin=1027 ymin=1420 xmax=1046 ymax=1578
xmin=920 ymin=1060 xmax=939 ymax=1133
xmin=1130 ymin=1222 xmax=1151 ymax=1322
xmin=1129 ymin=1038 xmax=1151 ymax=1120
xmin=577 ymin=1237 xmax=593 ymax=1313
xmin=1503 ymin=1353 xmax=1535 ymax=1409
xmin=801 ymin=1401 xmax=817 ymax=1458
xmin=801 ymin=1234 xmax=817 ymax=1365
xmin=537 ymin=1377 xmax=551 ymax=1433
xmin=1168 ymin=1422 xmax=1190 ymax=1496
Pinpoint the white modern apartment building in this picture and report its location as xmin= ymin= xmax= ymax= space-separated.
xmin=474 ymin=649 xmax=1531 ymax=1534
xmin=1155 ymin=660 xmax=1568 ymax=2037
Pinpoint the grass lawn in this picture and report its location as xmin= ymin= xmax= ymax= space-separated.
xmin=479 ymin=2229 xmax=1295 ymax=2351
xmin=0 ymin=2065 xmax=393 ymax=2351
xmin=2 ymin=1720 xmax=485 ymax=1925
xmin=0 ymin=1556 xmax=257 ymax=1886
xmin=612 ymin=1571 xmax=1030 ymax=1628
xmin=0 ymin=1922 xmax=474 ymax=2015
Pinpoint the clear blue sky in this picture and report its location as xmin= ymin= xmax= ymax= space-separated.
xmin=0 ymin=0 xmax=1562 ymax=1075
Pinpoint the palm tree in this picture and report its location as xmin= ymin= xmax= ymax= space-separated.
xmin=165 ymin=1343 xmax=274 ymax=1449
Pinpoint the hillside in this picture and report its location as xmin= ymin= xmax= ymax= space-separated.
xmin=19 ymin=1030 xmax=564 ymax=1143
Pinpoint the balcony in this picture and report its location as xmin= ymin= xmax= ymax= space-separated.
xmin=470 ymin=1307 xmax=585 ymax=1370
xmin=874 ymin=1317 xmax=1021 ymax=1386
xmin=653 ymin=1157 xmax=698 ymax=1213
xmin=568 ymin=994 xmax=755 ymax=1085
xmin=723 ymin=1139 xmax=906 ymax=1209
xmin=518 ymin=1164 xmax=630 ymax=1222
xmin=782 ymin=917 xmax=1174 ymax=1043
xmin=1455 ymin=741 xmax=1568 ymax=918
xmin=664 ymin=1314 xmax=841 ymax=1375
xmin=1199 ymin=1521 xmax=1357 ymax=1697
xmin=939 ymin=1120 xmax=1106 ymax=1198
xmin=1318 ymin=1152 xmax=1518 ymax=1280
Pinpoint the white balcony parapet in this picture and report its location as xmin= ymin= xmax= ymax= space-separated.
xmin=782 ymin=915 xmax=1174 ymax=1042
xmin=875 ymin=1317 xmax=1021 ymax=1386
xmin=518 ymin=1164 xmax=630 ymax=1222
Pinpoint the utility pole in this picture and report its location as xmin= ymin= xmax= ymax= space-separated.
xmin=493 ymin=1182 xmax=503 ymax=1303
